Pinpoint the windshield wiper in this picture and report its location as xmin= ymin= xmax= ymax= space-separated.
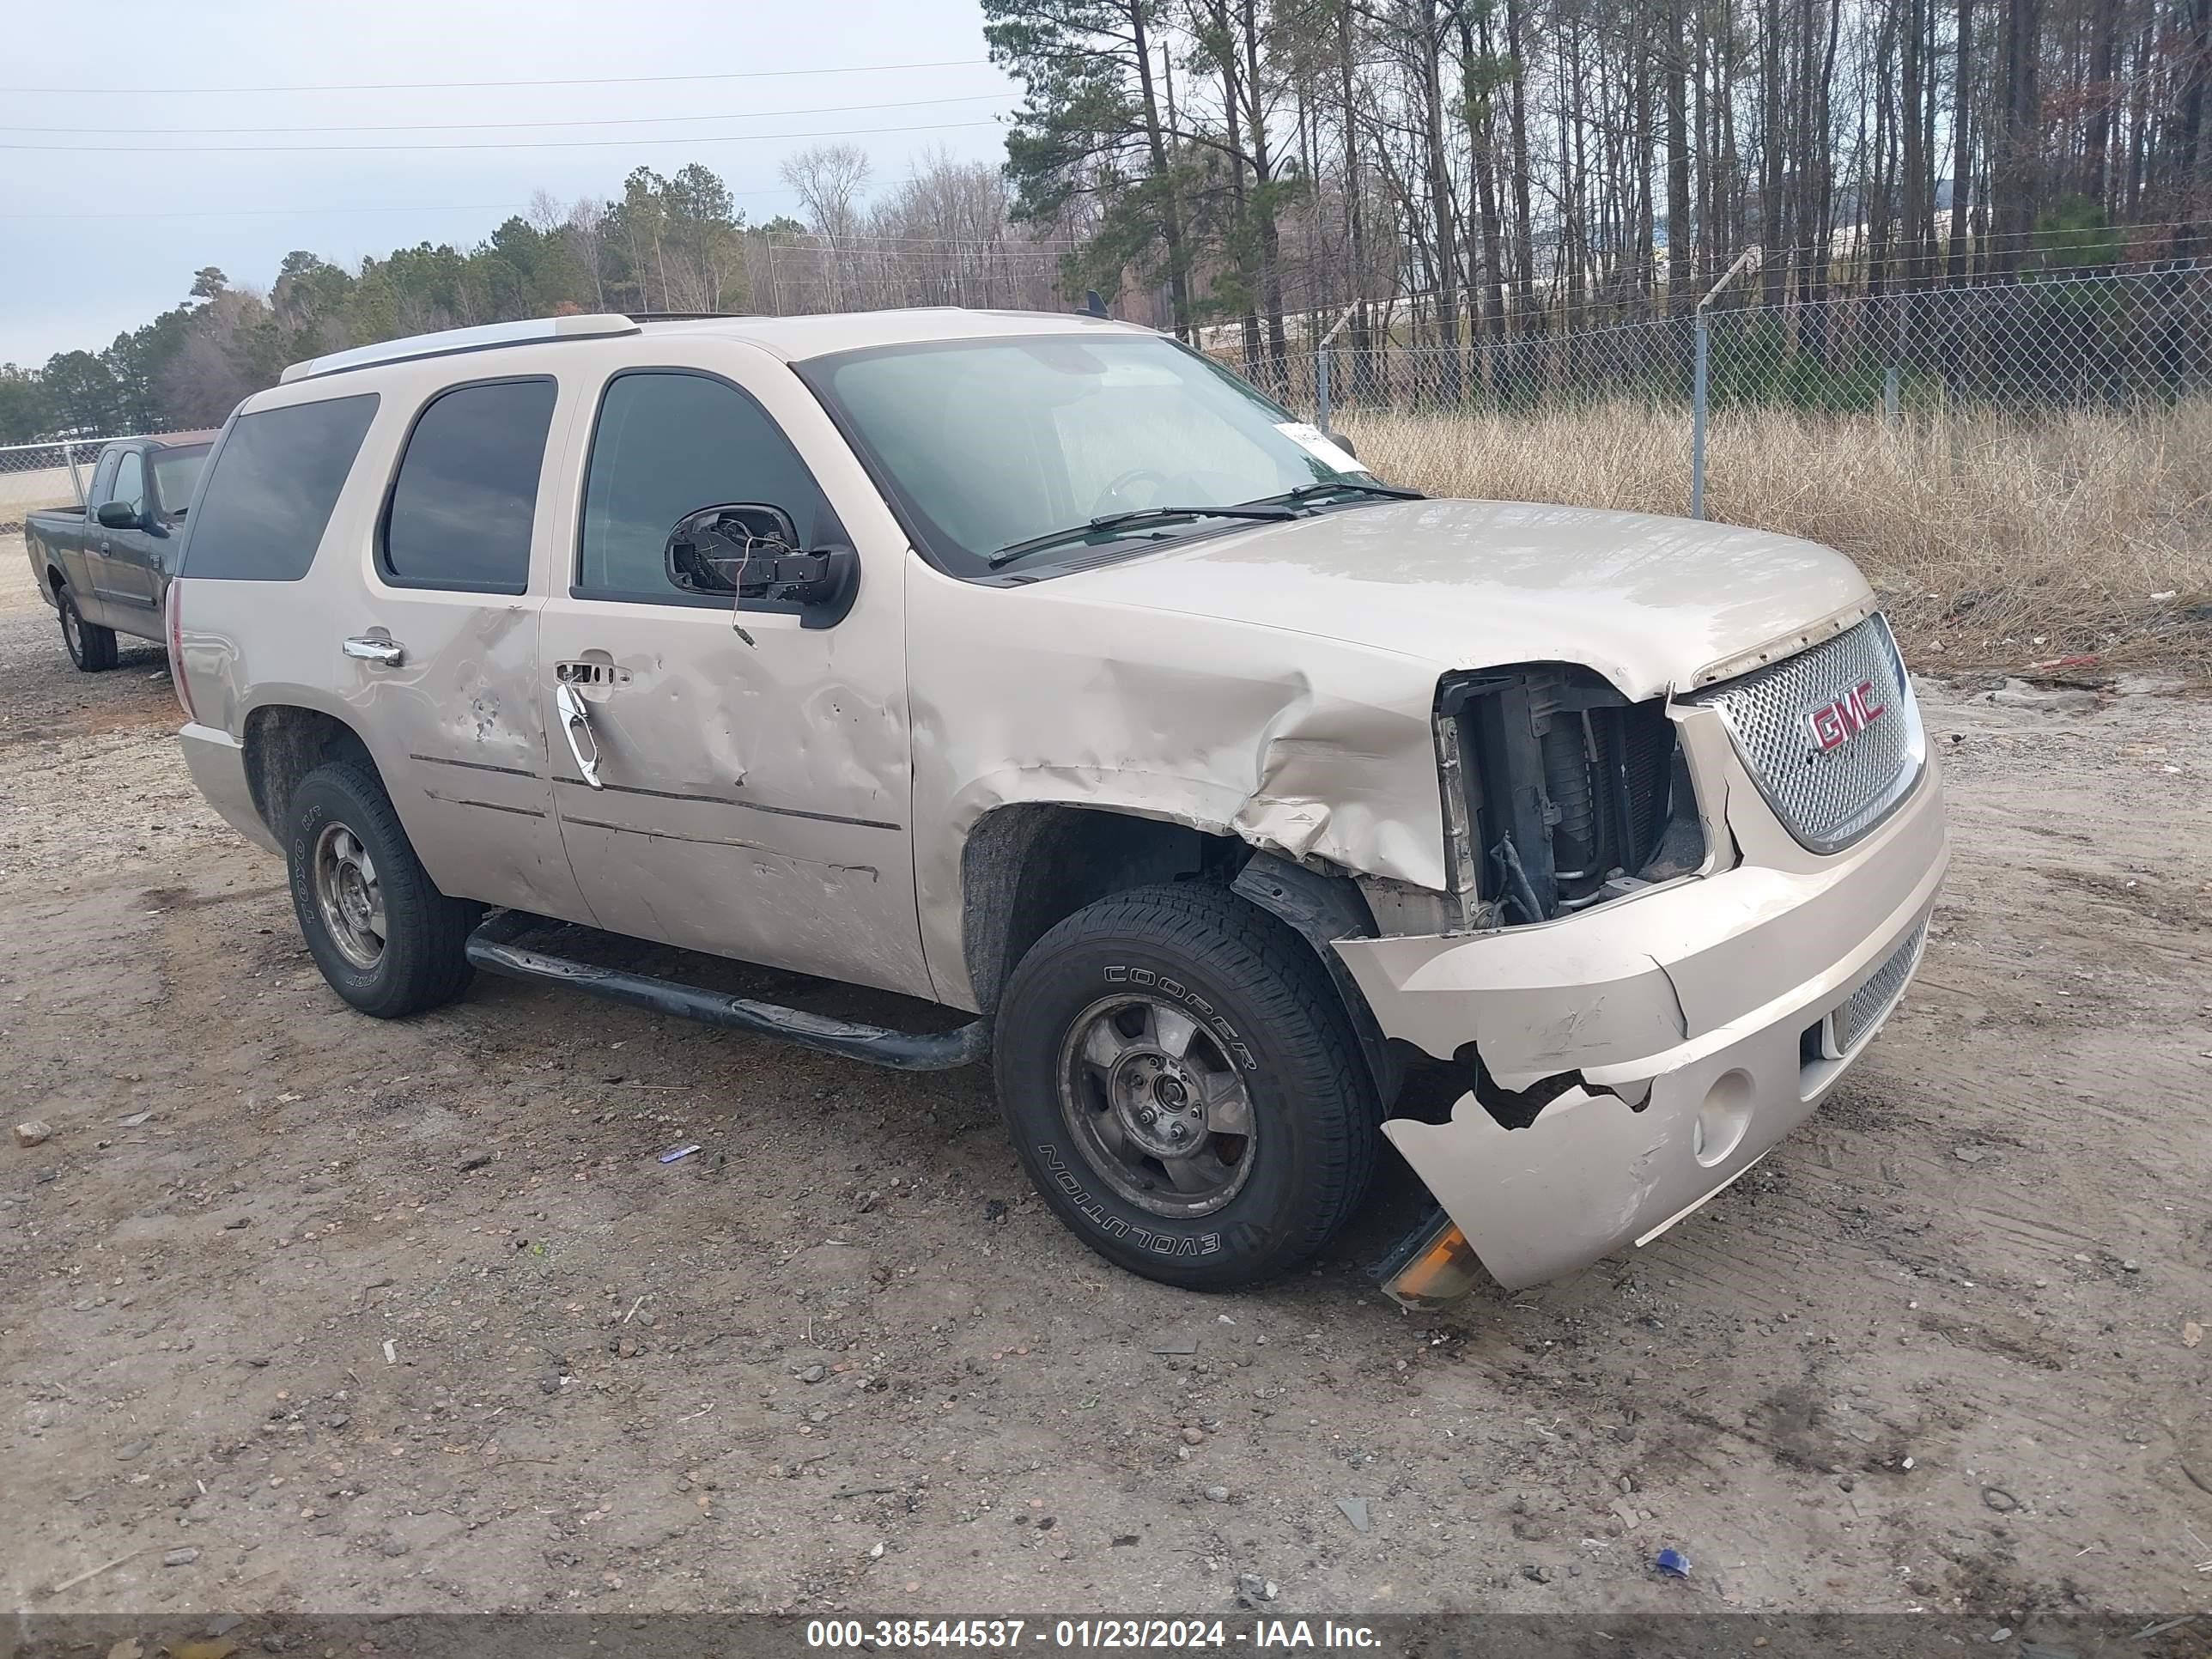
xmin=1243 ymin=479 xmax=1426 ymax=508
xmin=988 ymin=503 xmax=1299 ymax=569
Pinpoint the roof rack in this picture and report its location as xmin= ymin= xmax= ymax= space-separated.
xmin=279 ymin=313 xmax=641 ymax=385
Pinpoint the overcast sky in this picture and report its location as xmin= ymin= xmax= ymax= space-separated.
xmin=2 ymin=0 xmax=1020 ymax=368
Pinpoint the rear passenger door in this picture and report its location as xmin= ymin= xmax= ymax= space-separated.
xmin=339 ymin=375 xmax=592 ymax=923
xmin=538 ymin=355 xmax=926 ymax=996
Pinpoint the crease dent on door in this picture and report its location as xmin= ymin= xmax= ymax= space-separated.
xmin=371 ymin=597 xmax=580 ymax=918
xmin=402 ymin=601 xmax=544 ymax=771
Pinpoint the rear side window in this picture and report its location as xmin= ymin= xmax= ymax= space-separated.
xmin=380 ymin=378 xmax=556 ymax=594
xmin=182 ymin=393 xmax=378 ymax=580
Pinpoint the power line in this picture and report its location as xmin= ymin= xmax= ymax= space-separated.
xmin=3 ymin=57 xmax=992 ymax=97
xmin=0 ymin=202 xmax=532 ymax=222
xmin=1 ymin=92 xmax=1009 ymax=138
xmin=0 ymin=189 xmax=805 ymax=222
xmin=0 ymin=118 xmax=1005 ymax=155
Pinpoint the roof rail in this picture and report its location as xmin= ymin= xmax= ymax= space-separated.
xmin=280 ymin=313 xmax=641 ymax=385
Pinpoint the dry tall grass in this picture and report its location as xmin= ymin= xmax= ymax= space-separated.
xmin=1343 ymin=399 xmax=2212 ymax=672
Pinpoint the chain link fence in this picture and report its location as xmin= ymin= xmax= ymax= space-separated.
xmin=1213 ymin=264 xmax=2212 ymax=514
xmin=0 ymin=436 xmax=131 ymax=528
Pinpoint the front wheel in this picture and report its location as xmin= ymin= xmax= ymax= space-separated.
xmin=994 ymin=883 xmax=1379 ymax=1291
xmin=58 ymin=586 xmax=118 ymax=672
xmin=286 ymin=760 xmax=479 ymax=1018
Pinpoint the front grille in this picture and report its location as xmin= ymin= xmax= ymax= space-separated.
xmin=1832 ymin=919 xmax=1928 ymax=1054
xmin=1692 ymin=613 xmax=1923 ymax=853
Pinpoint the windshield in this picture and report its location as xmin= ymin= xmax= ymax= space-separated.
xmin=152 ymin=445 xmax=209 ymax=518
xmin=802 ymin=334 xmax=1375 ymax=577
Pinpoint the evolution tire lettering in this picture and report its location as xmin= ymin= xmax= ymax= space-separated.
xmin=1037 ymin=1145 xmax=1224 ymax=1256
xmin=1102 ymin=964 xmax=1258 ymax=1072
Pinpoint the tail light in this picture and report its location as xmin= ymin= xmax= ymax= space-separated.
xmin=165 ymin=578 xmax=196 ymax=722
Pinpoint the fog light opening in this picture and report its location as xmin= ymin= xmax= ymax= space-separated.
xmin=1692 ymin=1069 xmax=1755 ymax=1167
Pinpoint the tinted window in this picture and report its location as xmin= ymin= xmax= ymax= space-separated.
xmin=183 ymin=394 xmax=379 ymax=581
xmin=382 ymin=378 xmax=556 ymax=593
xmin=111 ymin=451 xmax=145 ymax=517
xmin=578 ymin=371 xmax=835 ymax=603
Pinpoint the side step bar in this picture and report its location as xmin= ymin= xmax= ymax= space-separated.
xmin=464 ymin=910 xmax=989 ymax=1073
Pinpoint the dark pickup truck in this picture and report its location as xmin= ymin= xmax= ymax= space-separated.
xmin=24 ymin=434 xmax=211 ymax=671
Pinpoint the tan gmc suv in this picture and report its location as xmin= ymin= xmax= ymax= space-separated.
xmin=167 ymin=308 xmax=1948 ymax=1304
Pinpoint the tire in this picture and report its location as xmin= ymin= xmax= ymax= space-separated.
xmin=994 ymin=882 xmax=1379 ymax=1292
xmin=285 ymin=760 xmax=479 ymax=1018
xmin=58 ymin=586 xmax=118 ymax=672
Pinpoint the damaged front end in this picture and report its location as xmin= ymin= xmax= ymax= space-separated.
xmin=1430 ymin=662 xmax=1711 ymax=931
xmin=1340 ymin=614 xmax=1948 ymax=1297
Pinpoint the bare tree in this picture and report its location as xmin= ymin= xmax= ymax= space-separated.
xmin=781 ymin=143 xmax=875 ymax=306
xmin=565 ymin=198 xmax=609 ymax=311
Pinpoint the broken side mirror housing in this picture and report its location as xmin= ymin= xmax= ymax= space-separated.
xmin=664 ymin=503 xmax=859 ymax=628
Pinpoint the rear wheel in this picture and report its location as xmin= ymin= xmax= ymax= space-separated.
xmin=286 ymin=760 xmax=478 ymax=1018
xmin=994 ymin=883 xmax=1378 ymax=1291
xmin=58 ymin=586 xmax=117 ymax=672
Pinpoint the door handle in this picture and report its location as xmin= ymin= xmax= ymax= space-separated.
xmin=343 ymin=635 xmax=405 ymax=666
xmin=556 ymin=680 xmax=604 ymax=789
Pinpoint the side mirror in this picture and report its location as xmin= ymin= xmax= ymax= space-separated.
xmin=1328 ymin=430 xmax=1358 ymax=460
xmin=95 ymin=500 xmax=140 ymax=530
xmin=665 ymin=504 xmax=857 ymax=623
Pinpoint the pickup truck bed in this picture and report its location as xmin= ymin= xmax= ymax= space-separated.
xmin=24 ymin=434 xmax=211 ymax=670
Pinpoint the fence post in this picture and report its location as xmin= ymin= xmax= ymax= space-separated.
xmin=1691 ymin=319 xmax=1711 ymax=520
xmin=64 ymin=443 xmax=86 ymax=506
xmin=1314 ymin=306 xmax=1358 ymax=435
xmin=1882 ymin=292 xmax=1906 ymax=425
xmin=1690 ymin=245 xmax=1765 ymax=520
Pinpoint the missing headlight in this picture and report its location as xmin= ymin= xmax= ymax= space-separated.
xmin=1437 ymin=665 xmax=1705 ymax=925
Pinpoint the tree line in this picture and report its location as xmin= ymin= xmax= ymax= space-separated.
xmin=0 ymin=154 xmax=1069 ymax=444
xmin=989 ymin=0 xmax=2209 ymax=379
xmin=5 ymin=0 xmax=2207 ymax=444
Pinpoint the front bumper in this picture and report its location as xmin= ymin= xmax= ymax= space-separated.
xmin=180 ymin=721 xmax=280 ymax=854
xmin=1335 ymin=708 xmax=1948 ymax=1291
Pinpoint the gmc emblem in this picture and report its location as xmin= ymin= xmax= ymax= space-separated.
xmin=1808 ymin=680 xmax=1887 ymax=752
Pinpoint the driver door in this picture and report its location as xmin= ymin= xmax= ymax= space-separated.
xmin=538 ymin=356 xmax=928 ymax=998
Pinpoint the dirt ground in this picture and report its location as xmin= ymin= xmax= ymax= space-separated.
xmin=4 ymin=538 xmax=2209 ymax=1622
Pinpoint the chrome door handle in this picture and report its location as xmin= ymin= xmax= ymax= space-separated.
xmin=556 ymin=680 xmax=603 ymax=789
xmin=343 ymin=636 xmax=405 ymax=666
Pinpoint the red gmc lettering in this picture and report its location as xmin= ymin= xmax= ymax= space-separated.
xmin=1809 ymin=680 xmax=1887 ymax=752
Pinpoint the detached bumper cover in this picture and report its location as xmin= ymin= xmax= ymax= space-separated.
xmin=180 ymin=721 xmax=280 ymax=854
xmin=1335 ymin=724 xmax=1948 ymax=1291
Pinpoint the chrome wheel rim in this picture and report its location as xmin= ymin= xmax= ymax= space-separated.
xmin=1055 ymin=992 xmax=1257 ymax=1218
xmin=60 ymin=602 xmax=81 ymax=661
xmin=312 ymin=821 xmax=386 ymax=970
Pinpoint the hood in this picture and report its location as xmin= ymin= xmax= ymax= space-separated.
xmin=1049 ymin=498 xmax=1876 ymax=698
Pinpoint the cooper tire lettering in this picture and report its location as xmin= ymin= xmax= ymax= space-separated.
xmin=1001 ymin=887 xmax=1377 ymax=1291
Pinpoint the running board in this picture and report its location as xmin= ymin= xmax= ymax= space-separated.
xmin=465 ymin=910 xmax=989 ymax=1073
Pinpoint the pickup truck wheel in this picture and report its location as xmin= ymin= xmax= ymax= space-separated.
xmin=285 ymin=761 xmax=478 ymax=1018
xmin=994 ymin=883 xmax=1378 ymax=1291
xmin=58 ymin=586 xmax=118 ymax=672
